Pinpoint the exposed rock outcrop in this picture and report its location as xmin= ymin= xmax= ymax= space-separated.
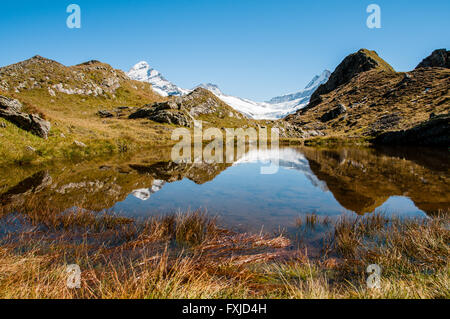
xmin=369 ymin=113 xmax=403 ymax=133
xmin=286 ymin=49 xmax=449 ymax=140
xmin=0 ymin=95 xmax=23 ymax=112
xmin=320 ymin=103 xmax=347 ymax=122
xmin=273 ymin=122 xmax=306 ymax=138
xmin=97 ymin=110 xmax=114 ymax=118
xmin=308 ymin=49 xmax=395 ymax=108
xmin=128 ymin=88 xmax=242 ymax=127
xmin=0 ymin=95 xmax=51 ymax=138
xmin=149 ymin=110 xmax=191 ymax=127
xmin=129 ymin=105 xmax=192 ymax=127
xmin=180 ymin=88 xmax=229 ymax=117
xmin=416 ymin=49 xmax=450 ymax=69
xmin=0 ymin=55 xmax=162 ymax=101
xmin=373 ymin=114 xmax=449 ymax=146
xmin=73 ymin=140 xmax=87 ymax=148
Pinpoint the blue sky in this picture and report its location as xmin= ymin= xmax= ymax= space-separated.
xmin=1 ymin=0 xmax=449 ymax=100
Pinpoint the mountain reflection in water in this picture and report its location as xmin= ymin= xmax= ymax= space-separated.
xmin=0 ymin=146 xmax=448 ymax=233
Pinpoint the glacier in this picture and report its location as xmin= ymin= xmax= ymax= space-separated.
xmin=127 ymin=61 xmax=330 ymax=120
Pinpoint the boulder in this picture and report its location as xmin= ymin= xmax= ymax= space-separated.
xmin=0 ymin=108 xmax=50 ymax=138
xmin=148 ymin=110 xmax=191 ymax=127
xmin=273 ymin=122 xmax=305 ymax=138
xmin=0 ymin=95 xmax=23 ymax=112
xmin=128 ymin=107 xmax=155 ymax=119
xmin=97 ymin=110 xmax=114 ymax=118
xmin=154 ymin=100 xmax=181 ymax=111
xmin=129 ymin=106 xmax=191 ymax=127
xmin=320 ymin=104 xmax=347 ymax=122
xmin=416 ymin=49 xmax=450 ymax=69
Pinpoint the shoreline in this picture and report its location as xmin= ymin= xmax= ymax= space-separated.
xmin=0 ymin=209 xmax=447 ymax=299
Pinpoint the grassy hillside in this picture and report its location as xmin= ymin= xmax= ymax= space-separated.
xmin=0 ymin=56 xmax=175 ymax=165
xmin=0 ymin=56 xmax=267 ymax=166
xmin=287 ymin=49 xmax=450 ymax=140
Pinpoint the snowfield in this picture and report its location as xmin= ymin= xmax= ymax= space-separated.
xmin=127 ymin=62 xmax=330 ymax=120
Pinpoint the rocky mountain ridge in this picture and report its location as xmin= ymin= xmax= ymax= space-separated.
xmin=0 ymin=56 xmax=160 ymax=99
xmin=416 ymin=49 xmax=450 ymax=69
xmin=287 ymin=49 xmax=450 ymax=145
xmin=308 ymin=49 xmax=395 ymax=109
xmin=127 ymin=61 xmax=330 ymax=119
xmin=128 ymin=87 xmax=246 ymax=128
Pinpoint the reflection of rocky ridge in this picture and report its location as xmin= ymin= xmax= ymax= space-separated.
xmin=129 ymin=161 xmax=231 ymax=185
xmin=1 ymin=147 xmax=448 ymax=218
xmin=372 ymin=146 xmax=449 ymax=173
xmin=300 ymin=147 xmax=450 ymax=215
xmin=0 ymin=151 xmax=233 ymax=212
xmin=0 ymin=163 xmax=155 ymax=212
xmin=0 ymin=171 xmax=52 ymax=206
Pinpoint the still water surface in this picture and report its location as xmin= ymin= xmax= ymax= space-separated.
xmin=2 ymin=146 xmax=447 ymax=235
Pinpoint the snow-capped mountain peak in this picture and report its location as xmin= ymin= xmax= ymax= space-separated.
xmin=304 ymin=70 xmax=331 ymax=90
xmin=127 ymin=61 xmax=189 ymax=97
xmin=127 ymin=60 xmax=330 ymax=119
xmin=130 ymin=61 xmax=150 ymax=71
xmin=193 ymin=71 xmax=331 ymax=119
xmin=266 ymin=70 xmax=331 ymax=105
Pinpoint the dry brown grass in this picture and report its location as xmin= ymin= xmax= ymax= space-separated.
xmin=0 ymin=206 xmax=448 ymax=299
xmin=296 ymin=214 xmax=331 ymax=229
xmin=288 ymin=67 xmax=450 ymax=138
xmin=0 ymin=55 xmax=177 ymax=166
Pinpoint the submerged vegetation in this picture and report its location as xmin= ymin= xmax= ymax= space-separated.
xmin=0 ymin=202 xmax=448 ymax=299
